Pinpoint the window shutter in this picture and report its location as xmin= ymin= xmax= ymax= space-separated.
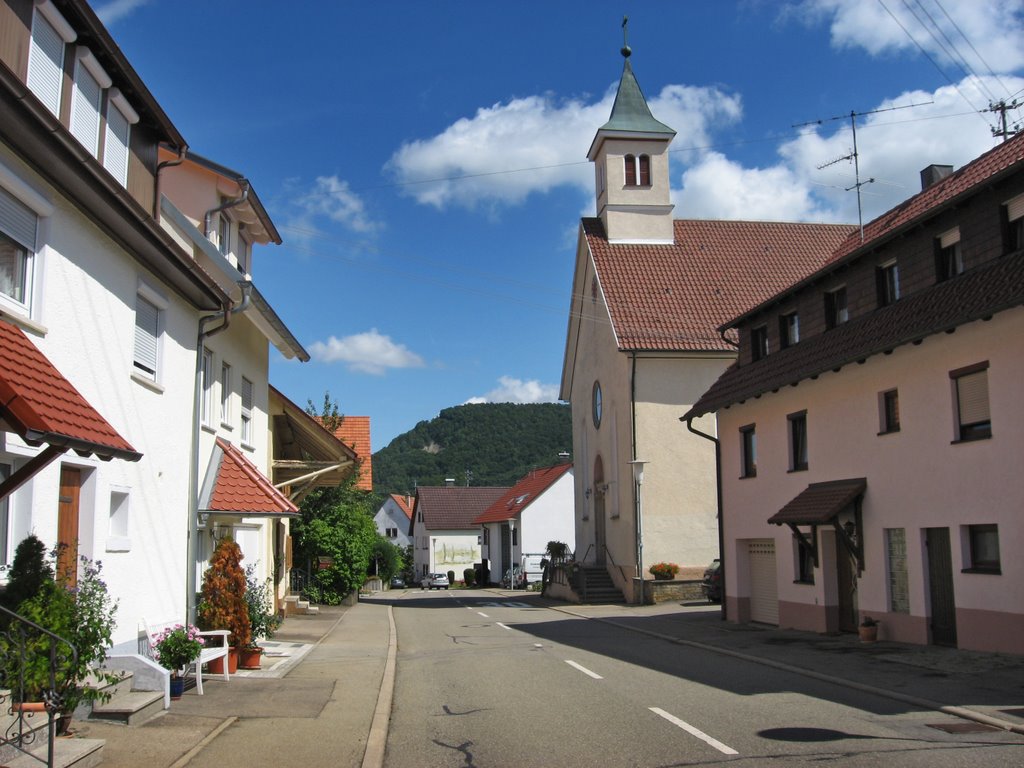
xmin=241 ymin=377 xmax=253 ymax=411
xmin=957 ymin=370 xmax=990 ymax=424
xmin=27 ymin=12 xmax=65 ymax=117
xmin=1007 ymin=193 xmax=1024 ymax=223
xmin=0 ymin=186 xmax=39 ymax=250
xmin=624 ymin=155 xmax=636 ymax=186
xmin=70 ymin=63 xmax=102 ymax=155
xmin=638 ymin=155 xmax=650 ymax=185
xmin=104 ymin=104 xmax=131 ymax=186
xmin=939 ymin=227 xmax=960 ymax=248
xmin=134 ymin=295 xmax=159 ymax=376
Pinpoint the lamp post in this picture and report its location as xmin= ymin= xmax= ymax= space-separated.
xmin=508 ymin=518 xmax=516 ymax=591
xmin=629 ymin=459 xmax=648 ymax=604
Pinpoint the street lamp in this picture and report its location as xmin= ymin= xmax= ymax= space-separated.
xmin=508 ymin=518 xmax=516 ymax=592
xmin=629 ymin=459 xmax=649 ymax=604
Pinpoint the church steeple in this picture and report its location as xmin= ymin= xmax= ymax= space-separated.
xmin=588 ymin=20 xmax=676 ymax=244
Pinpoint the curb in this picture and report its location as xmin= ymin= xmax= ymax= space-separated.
xmin=549 ymin=605 xmax=1024 ymax=736
xmin=362 ymin=604 xmax=397 ymax=768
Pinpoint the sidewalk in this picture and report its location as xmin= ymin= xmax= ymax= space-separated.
xmin=535 ymin=594 xmax=1024 ymax=734
xmin=76 ymin=602 xmax=392 ymax=768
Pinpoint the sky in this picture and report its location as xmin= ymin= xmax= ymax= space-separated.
xmin=96 ymin=0 xmax=1024 ymax=452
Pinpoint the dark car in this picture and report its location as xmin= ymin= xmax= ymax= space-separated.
xmin=702 ymin=559 xmax=722 ymax=603
xmin=390 ymin=576 xmax=406 ymax=589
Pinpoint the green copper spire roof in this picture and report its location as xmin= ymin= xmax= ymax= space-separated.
xmin=599 ymin=58 xmax=675 ymax=136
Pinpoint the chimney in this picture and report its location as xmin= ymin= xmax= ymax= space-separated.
xmin=920 ymin=164 xmax=953 ymax=190
xmin=444 ymin=478 xmax=455 ymax=487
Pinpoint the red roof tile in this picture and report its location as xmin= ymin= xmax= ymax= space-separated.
xmin=332 ymin=417 xmax=372 ymax=491
xmin=390 ymin=493 xmax=414 ymax=521
xmin=414 ymin=486 xmax=509 ymax=532
xmin=475 ymin=463 xmax=573 ymax=524
xmin=0 ymin=319 xmax=139 ymax=461
xmin=585 ymin=218 xmax=856 ymax=351
xmin=205 ymin=437 xmax=298 ymax=516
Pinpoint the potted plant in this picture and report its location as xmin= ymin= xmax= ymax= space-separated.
xmin=649 ymin=562 xmax=680 ymax=581
xmin=6 ymin=545 xmax=119 ymax=734
xmin=240 ymin=564 xmax=282 ymax=670
xmin=858 ymin=616 xmax=879 ymax=643
xmin=198 ymin=537 xmax=250 ymax=674
xmin=152 ymin=625 xmax=205 ymax=698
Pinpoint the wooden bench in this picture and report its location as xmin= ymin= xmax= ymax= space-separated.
xmin=141 ymin=620 xmax=230 ymax=696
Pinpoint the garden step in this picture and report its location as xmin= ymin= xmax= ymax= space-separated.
xmin=89 ymin=689 xmax=165 ymax=726
xmin=5 ymin=737 xmax=104 ymax=768
xmin=305 ymin=604 xmax=319 ymax=615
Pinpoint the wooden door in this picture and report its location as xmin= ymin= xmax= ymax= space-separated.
xmin=57 ymin=466 xmax=81 ymax=588
xmin=926 ymin=527 xmax=958 ymax=646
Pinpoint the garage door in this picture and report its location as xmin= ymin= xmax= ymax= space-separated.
xmin=748 ymin=539 xmax=779 ymax=625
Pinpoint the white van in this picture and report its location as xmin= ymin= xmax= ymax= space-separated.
xmin=521 ymin=554 xmax=546 ymax=585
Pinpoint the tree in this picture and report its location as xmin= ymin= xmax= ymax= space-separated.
xmin=369 ymin=537 xmax=404 ymax=581
xmin=306 ymin=390 xmax=343 ymax=434
xmin=198 ymin=538 xmax=251 ymax=648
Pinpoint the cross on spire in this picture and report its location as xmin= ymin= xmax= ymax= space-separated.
xmin=621 ymin=15 xmax=631 ymax=58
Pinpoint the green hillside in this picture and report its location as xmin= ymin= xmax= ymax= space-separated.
xmin=372 ymin=403 xmax=571 ymax=495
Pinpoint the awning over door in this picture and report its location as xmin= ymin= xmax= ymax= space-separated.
xmin=0 ymin=319 xmax=140 ymax=500
xmin=768 ymin=478 xmax=866 ymax=525
xmin=199 ymin=437 xmax=299 ymax=518
xmin=269 ymin=385 xmax=357 ymax=502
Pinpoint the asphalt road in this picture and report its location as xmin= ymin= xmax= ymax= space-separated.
xmin=383 ymin=590 xmax=1024 ymax=767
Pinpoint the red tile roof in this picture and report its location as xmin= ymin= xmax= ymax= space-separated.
xmin=332 ymin=417 xmax=372 ymax=491
xmin=475 ymin=463 xmax=573 ymax=524
xmin=205 ymin=437 xmax=298 ymax=516
xmin=584 ymin=218 xmax=856 ymax=351
xmin=413 ymin=486 xmax=509 ymax=533
xmin=390 ymin=493 xmax=414 ymax=521
xmin=0 ymin=319 xmax=139 ymax=461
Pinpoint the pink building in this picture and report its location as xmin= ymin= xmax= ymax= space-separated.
xmin=685 ymin=134 xmax=1024 ymax=654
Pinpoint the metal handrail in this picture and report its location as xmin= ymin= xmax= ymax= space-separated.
xmin=0 ymin=604 xmax=78 ymax=768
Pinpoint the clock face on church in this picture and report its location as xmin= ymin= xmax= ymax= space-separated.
xmin=592 ymin=380 xmax=602 ymax=428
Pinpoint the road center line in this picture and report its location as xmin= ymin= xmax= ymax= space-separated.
xmin=477 ymin=612 xmax=489 ymax=618
xmin=649 ymin=707 xmax=738 ymax=755
xmin=565 ymin=660 xmax=603 ymax=679
xmin=496 ymin=622 xmax=512 ymax=631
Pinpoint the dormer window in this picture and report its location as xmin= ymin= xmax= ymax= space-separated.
xmin=825 ymin=287 xmax=848 ymax=329
xmin=750 ymin=325 xmax=769 ymax=361
xmin=877 ymin=260 xmax=900 ymax=307
xmin=1003 ymin=193 xmax=1024 ymax=254
xmin=624 ymin=154 xmax=651 ymax=187
xmin=935 ymin=227 xmax=963 ymax=282
xmin=28 ymin=1 xmax=76 ymax=119
xmin=780 ymin=312 xmax=800 ymax=348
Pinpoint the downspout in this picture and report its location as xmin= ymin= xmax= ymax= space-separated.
xmin=630 ymin=352 xmax=641 ymax=599
xmin=204 ymin=183 xmax=250 ymax=239
xmin=185 ymin=283 xmax=253 ymax=623
xmin=684 ymin=413 xmax=726 ymax=621
xmin=155 ymin=143 xmax=187 ymax=220
xmin=719 ymin=328 xmax=739 ymax=349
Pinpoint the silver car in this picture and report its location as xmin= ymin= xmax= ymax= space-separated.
xmin=422 ymin=572 xmax=450 ymax=590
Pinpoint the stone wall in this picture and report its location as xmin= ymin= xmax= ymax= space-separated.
xmin=644 ymin=579 xmax=704 ymax=604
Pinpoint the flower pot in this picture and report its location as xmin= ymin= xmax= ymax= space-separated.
xmin=169 ymin=676 xmax=185 ymax=700
xmin=11 ymin=701 xmax=47 ymax=713
xmin=238 ymin=646 xmax=263 ymax=670
xmin=207 ymin=647 xmax=239 ymax=675
xmin=653 ymin=573 xmax=673 ymax=581
xmin=858 ymin=624 xmax=878 ymax=643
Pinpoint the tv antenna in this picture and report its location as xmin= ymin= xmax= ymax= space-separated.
xmin=795 ymin=102 xmax=931 ymax=242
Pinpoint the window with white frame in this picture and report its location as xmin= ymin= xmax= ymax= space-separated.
xmin=825 ymin=286 xmax=848 ymax=329
xmin=240 ymin=376 xmax=253 ymax=445
xmin=780 ymin=311 xmax=800 ymax=348
xmin=27 ymin=1 xmax=75 ymax=118
xmin=788 ymin=410 xmax=808 ymax=471
xmin=103 ymin=90 xmax=138 ymax=188
xmin=220 ymin=361 xmax=231 ymax=425
xmin=218 ymin=213 xmax=231 ymax=257
xmin=200 ymin=347 xmax=214 ymax=426
xmin=133 ymin=284 xmax=165 ymax=382
xmin=877 ymin=259 xmax=900 ymax=307
xmin=69 ymin=47 xmax=111 ymax=158
xmin=107 ymin=488 xmax=131 ymax=552
xmin=0 ymin=187 xmax=37 ymax=310
xmin=385 ymin=527 xmax=398 ymax=538
xmin=935 ymin=227 xmax=963 ymax=282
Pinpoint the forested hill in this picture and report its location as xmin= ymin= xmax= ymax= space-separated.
xmin=372 ymin=403 xmax=572 ymax=495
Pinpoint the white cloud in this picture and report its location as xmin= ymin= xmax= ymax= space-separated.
xmin=308 ymin=329 xmax=424 ymax=375
xmin=789 ymin=0 xmax=1024 ymax=73
xmin=94 ymin=0 xmax=151 ymax=25
xmin=290 ymin=175 xmax=381 ymax=235
xmin=385 ymin=83 xmax=742 ymax=211
xmin=465 ymin=376 xmax=560 ymax=405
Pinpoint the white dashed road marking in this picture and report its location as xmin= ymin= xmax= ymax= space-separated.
xmin=565 ymin=660 xmax=603 ymax=679
xmin=649 ymin=707 xmax=738 ymax=755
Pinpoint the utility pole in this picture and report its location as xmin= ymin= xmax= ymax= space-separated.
xmin=987 ymin=99 xmax=1022 ymax=141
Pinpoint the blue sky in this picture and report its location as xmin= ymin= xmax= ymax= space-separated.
xmin=97 ymin=0 xmax=1024 ymax=451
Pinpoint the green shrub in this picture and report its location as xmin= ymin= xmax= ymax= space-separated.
xmin=463 ymin=568 xmax=475 ymax=587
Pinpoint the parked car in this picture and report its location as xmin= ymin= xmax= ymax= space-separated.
xmin=390 ymin=576 xmax=406 ymax=589
xmin=702 ymin=559 xmax=722 ymax=603
xmin=422 ymin=573 xmax=450 ymax=590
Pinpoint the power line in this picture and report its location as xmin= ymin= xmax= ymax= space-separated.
xmin=933 ymin=0 xmax=1016 ymax=100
